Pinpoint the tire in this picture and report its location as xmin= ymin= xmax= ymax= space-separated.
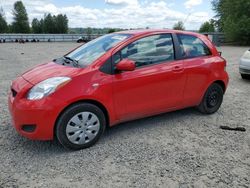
xmin=56 ymin=103 xmax=106 ymax=150
xmin=241 ymin=74 xmax=250 ymax=80
xmin=197 ymin=83 xmax=224 ymax=114
xmin=77 ymin=39 xmax=83 ymax=43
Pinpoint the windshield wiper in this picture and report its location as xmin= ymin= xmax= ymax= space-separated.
xmin=63 ymin=56 xmax=79 ymax=67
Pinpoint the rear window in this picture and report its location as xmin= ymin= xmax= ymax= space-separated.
xmin=177 ymin=34 xmax=211 ymax=58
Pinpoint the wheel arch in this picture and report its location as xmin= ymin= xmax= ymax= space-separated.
xmin=54 ymin=99 xmax=110 ymax=138
xmin=198 ymin=79 xmax=226 ymax=106
xmin=213 ymin=80 xmax=226 ymax=93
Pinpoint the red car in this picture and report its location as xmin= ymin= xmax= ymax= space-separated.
xmin=8 ymin=30 xmax=229 ymax=150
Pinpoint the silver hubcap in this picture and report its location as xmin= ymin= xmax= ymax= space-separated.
xmin=66 ymin=112 xmax=100 ymax=145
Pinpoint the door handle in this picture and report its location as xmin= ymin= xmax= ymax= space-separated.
xmin=172 ymin=66 xmax=183 ymax=72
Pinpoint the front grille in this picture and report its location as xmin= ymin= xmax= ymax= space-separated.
xmin=11 ymin=88 xmax=17 ymax=97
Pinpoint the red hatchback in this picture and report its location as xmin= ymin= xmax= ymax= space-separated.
xmin=8 ymin=30 xmax=229 ymax=150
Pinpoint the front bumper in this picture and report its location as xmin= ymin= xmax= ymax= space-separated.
xmin=239 ymin=66 xmax=250 ymax=75
xmin=8 ymin=76 xmax=67 ymax=140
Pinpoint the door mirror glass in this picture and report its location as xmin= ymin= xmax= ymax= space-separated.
xmin=116 ymin=59 xmax=136 ymax=72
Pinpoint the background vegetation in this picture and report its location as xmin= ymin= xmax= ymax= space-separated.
xmin=173 ymin=21 xmax=185 ymax=31
xmin=0 ymin=1 xmax=119 ymax=34
xmin=0 ymin=1 xmax=68 ymax=34
xmin=212 ymin=0 xmax=250 ymax=45
xmin=31 ymin=14 xmax=68 ymax=34
xmin=0 ymin=0 xmax=250 ymax=45
xmin=199 ymin=20 xmax=215 ymax=33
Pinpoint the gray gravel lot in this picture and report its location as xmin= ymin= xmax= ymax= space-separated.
xmin=0 ymin=43 xmax=249 ymax=188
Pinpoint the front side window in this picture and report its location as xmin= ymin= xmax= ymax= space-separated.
xmin=177 ymin=34 xmax=211 ymax=58
xmin=114 ymin=34 xmax=174 ymax=68
xmin=66 ymin=34 xmax=131 ymax=67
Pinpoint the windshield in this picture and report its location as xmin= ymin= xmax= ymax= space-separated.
xmin=66 ymin=33 xmax=132 ymax=67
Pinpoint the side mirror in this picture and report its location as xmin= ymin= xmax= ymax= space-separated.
xmin=116 ymin=59 xmax=136 ymax=72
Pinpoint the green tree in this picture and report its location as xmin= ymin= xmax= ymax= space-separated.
xmin=212 ymin=0 xmax=250 ymax=44
xmin=108 ymin=28 xmax=116 ymax=33
xmin=32 ymin=18 xmax=41 ymax=33
xmin=39 ymin=18 xmax=44 ymax=33
xmin=199 ymin=20 xmax=215 ymax=33
xmin=55 ymin=14 xmax=68 ymax=33
xmin=12 ymin=1 xmax=30 ymax=33
xmin=43 ymin=13 xmax=68 ymax=34
xmin=0 ymin=7 xmax=8 ymax=33
xmin=173 ymin=21 xmax=185 ymax=30
xmin=43 ymin=13 xmax=55 ymax=33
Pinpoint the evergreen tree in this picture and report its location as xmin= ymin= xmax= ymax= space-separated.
xmin=39 ymin=18 xmax=44 ymax=33
xmin=0 ymin=7 xmax=8 ymax=33
xmin=43 ymin=14 xmax=68 ymax=33
xmin=12 ymin=1 xmax=30 ymax=33
xmin=55 ymin=14 xmax=66 ymax=33
xmin=44 ymin=13 xmax=54 ymax=33
xmin=31 ymin=18 xmax=40 ymax=33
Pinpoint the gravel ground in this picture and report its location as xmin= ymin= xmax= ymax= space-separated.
xmin=0 ymin=43 xmax=249 ymax=188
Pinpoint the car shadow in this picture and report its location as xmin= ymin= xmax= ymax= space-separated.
xmin=9 ymin=107 xmax=202 ymax=154
xmin=103 ymin=107 xmax=198 ymax=136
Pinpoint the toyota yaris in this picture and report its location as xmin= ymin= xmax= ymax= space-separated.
xmin=8 ymin=30 xmax=229 ymax=150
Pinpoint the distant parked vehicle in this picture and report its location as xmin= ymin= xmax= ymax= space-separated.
xmin=19 ymin=39 xmax=25 ymax=43
xmin=239 ymin=49 xmax=250 ymax=79
xmin=77 ymin=36 xmax=91 ymax=43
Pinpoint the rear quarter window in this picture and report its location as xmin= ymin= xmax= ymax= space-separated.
xmin=177 ymin=34 xmax=211 ymax=59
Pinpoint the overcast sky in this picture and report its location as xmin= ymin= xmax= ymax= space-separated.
xmin=0 ymin=0 xmax=214 ymax=30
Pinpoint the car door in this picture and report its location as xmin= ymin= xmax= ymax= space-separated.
xmin=112 ymin=33 xmax=187 ymax=122
xmin=176 ymin=34 xmax=214 ymax=107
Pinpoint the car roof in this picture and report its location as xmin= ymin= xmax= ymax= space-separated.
xmin=116 ymin=29 xmax=201 ymax=37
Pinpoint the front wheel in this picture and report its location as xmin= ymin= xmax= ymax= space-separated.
xmin=56 ymin=103 xmax=106 ymax=150
xmin=197 ymin=83 xmax=224 ymax=114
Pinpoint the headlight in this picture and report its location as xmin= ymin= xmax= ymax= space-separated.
xmin=27 ymin=77 xmax=71 ymax=100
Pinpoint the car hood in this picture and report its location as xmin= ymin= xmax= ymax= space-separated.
xmin=22 ymin=62 xmax=82 ymax=85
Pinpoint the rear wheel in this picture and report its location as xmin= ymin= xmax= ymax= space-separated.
xmin=197 ymin=83 xmax=224 ymax=114
xmin=56 ymin=103 xmax=106 ymax=150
